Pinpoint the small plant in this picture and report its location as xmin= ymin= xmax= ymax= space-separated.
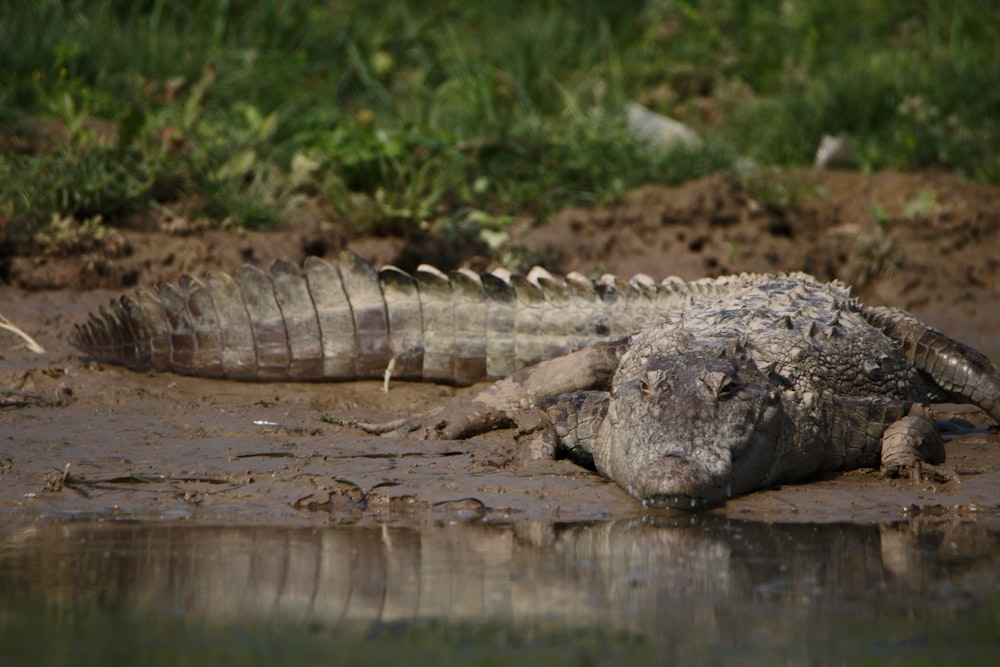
xmin=852 ymin=205 xmax=897 ymax=287
xmin=0 ymin=147 xmax=151 ymax=247
xmin=32 ymin=212 xmax=113 ymax=254
xmin=902 ymin=187 xmax=937 ymax=219
xmin=737 ymin=167 xmax=820 ymax=211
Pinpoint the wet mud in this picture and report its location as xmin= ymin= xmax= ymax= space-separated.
xmin=2 ymin=169 xmax=999 ymax=527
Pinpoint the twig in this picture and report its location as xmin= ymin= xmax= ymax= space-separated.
xmin=0 ymin=312 xmax=45 ymax=354
xmin=383 ymin=357 xmax=396 ymax=393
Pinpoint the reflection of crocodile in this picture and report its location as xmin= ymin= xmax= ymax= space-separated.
xmin=72 ymin=252 xmax=1000 ymax=509
xmin=5 ymin=520 xmax=999 ymax=638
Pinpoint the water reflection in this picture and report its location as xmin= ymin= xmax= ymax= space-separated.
xmin=1 ymin=517 xmax=998 ymax=661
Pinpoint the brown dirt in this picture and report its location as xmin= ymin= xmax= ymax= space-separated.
xmin=2 ymin=169 xmax=999 ymax=526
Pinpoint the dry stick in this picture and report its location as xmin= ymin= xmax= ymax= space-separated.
xmin=0 ymin=312 xmax=45 ymax=354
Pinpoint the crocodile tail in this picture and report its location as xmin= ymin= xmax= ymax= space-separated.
xmin=71 ymin=253 xmax=720 ymax=384
xmin=70 ymin=253 xmax=381 ymax=381
xmin=863 ymin=306 xmax=1000 ymax=423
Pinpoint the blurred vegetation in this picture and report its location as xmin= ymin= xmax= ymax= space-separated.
xmin=1 ymin=1 xmax=998 ymax=253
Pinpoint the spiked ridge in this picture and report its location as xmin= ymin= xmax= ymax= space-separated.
xmin=71 ymin=252 xmax=830 ymax=384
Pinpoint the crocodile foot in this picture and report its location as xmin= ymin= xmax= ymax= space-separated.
xmin=354 ymin=398 xmax=515 ymax=440
xmin=879 ymin=460 xmax=959 ymax=484
xmin=879 ymin=408 xmax=956 ymax=484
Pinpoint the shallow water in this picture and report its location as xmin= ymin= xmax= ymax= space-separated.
xmin=2 ymin=517 xmax=998 ymax=665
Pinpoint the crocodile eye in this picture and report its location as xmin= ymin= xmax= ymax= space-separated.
xmin=717 ymin=377 xmax=741 ymax=400
xmin=704 ymin=371 xmax=742 ymax=400
xmin=717 ymin=375 xmax=745 ymax=400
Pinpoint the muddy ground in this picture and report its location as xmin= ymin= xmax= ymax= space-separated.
xmin=2 ymin=169 xmax=999 ymax=526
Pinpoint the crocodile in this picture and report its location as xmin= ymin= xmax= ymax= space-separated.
xmin=71 ymin=251 xmax=1000 ymax=509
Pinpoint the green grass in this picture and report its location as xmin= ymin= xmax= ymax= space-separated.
xmin=1 ymin=1 xmax=998 ymax=253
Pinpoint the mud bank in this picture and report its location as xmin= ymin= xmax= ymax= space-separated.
xmin=2 ymin=170 xmax=999 ymax=526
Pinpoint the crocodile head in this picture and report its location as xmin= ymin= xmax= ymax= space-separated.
xmin=593 ymin=345 xmax=784 ymax=510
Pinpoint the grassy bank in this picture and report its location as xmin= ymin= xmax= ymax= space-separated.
xmin=1 ymin=1 xmax=998 ymax=252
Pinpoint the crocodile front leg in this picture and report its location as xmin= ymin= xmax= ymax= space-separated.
xmin=360 ymin=338 xmax=627 ymax=440
xmin=825 ymin=396 xmax=948 ymax=482
xmin=879 ymin=406 xmax=948 ymax=482
xmin=538 ymin=390 xmax=610 ymax=466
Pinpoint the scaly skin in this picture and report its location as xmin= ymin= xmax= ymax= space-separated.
xmin=589 ymin=276 xmax=932 ymax=508
xmin=72 ymin=254 xmax=1000 ymax=509
xmin=72 ymin=251 xmax=690 ymax=383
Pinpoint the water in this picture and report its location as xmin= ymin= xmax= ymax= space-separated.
xmin=1 ymin=517 xmax=998 ymax=666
